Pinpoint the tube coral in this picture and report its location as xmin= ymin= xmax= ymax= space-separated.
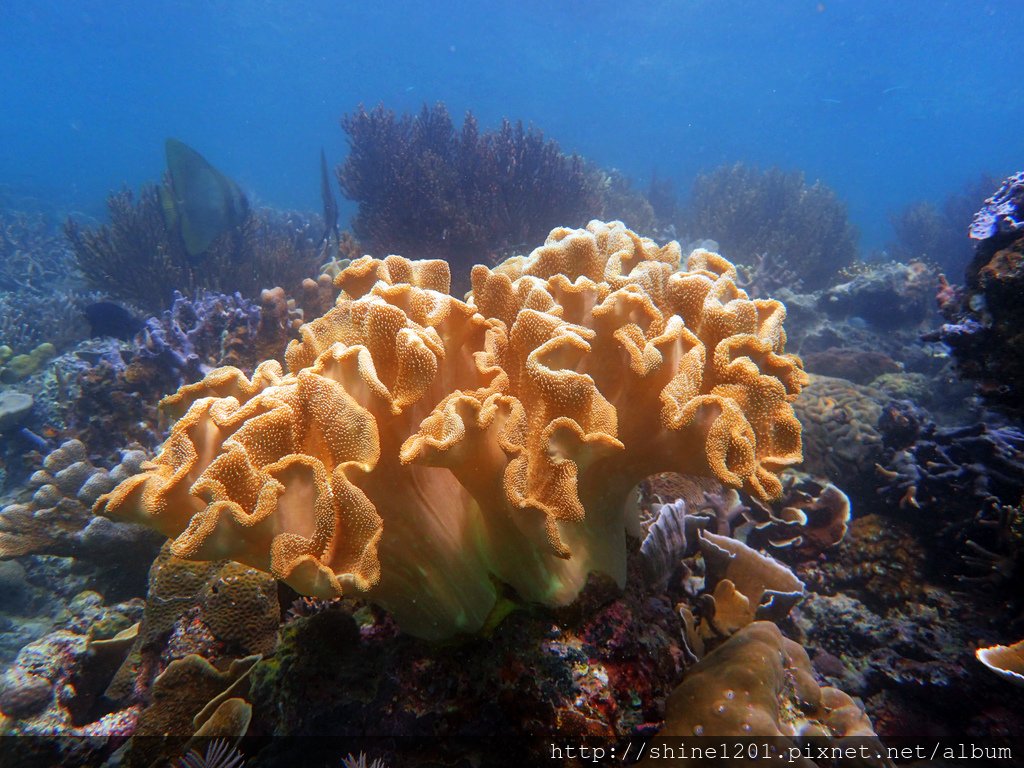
xmin=95 ymin=221 xmax=806 ymax=640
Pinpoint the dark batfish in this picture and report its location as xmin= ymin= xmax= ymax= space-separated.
xmin=85 ymin=301 xmax=143 ymax=340
xmin=318 ymin=147 xmax=340 ymax=254
xmin=160 ymin=138 xmax=249 ymax=259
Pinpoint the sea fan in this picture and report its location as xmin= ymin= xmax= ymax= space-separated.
xmin=177 ymin=739 xmax=245 ymax=768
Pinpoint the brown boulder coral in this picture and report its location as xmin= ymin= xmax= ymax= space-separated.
xmin=0 ymin=439 xmax=155 ymax=563
xmin=95 ymin=221 xmax=806 ymax=639
xmin=639 ymin=622 xmax=884 ymax=767
xmin=793 ymin=374 xmax=884 ymax=488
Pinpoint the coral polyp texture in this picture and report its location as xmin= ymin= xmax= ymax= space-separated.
xmin=94 ymin=221 xmax=807 ymax=639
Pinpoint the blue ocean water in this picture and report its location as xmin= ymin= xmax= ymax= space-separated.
xmin=1 ymin=1 xmax=1019 ymax=250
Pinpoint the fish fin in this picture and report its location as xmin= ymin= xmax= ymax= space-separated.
xmin=159 ymin=183 xmax=179 ymax=233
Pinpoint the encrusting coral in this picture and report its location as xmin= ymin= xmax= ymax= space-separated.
xmin=975 ymin=639 xmax=1024 ymax=687
xmin=690 ymin=531 xmax=805 ymax=646
xmin=739 ymin=473 xmax=851 ymax=558
xmin=793 ymin=374 xmax=884 ymax=493
xmin=639 ymin=622 xmax=883 ymax=767
xmin=95 ymin=221 xmax=807 ymax=640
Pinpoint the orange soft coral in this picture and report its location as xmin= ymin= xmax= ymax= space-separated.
xmin=95 ymin=221 xmax=807 ymax=639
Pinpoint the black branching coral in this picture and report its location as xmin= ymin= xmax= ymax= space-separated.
xmin=337 ymin=103 xmax=607 ymax=283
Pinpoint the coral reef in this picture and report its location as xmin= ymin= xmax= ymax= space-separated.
xmin=0 ymin=602 xmax=143 ymax=766
xmin=774 ymin=281 xmax=951 ymax=390
xmin=0 ymin=561 xmax=54 ymax=665
xmin=969 ymin=171 xmax=1024 ymax=241
xmin=338 ymin=103 xmax=607 ymax=286
xmin=9 ymin=142 xmax=1019 ymax=766
xmin=0 ymin=290 xmax=99 ymax=358
xmin=59 ymin=528 xmax=694 ymax=766
xmin=1 ymin=289 xmax=305 ymax=468
xmin=930 ymin=239 xmax=1024 ymax=414
xmin=925 ymin=172 xmax=1024 ymax=413
xmin=0 ymin=208 xmax=77 ymax=295
xmin=124 ymin=653 xmax=259 ymax=767
xmin=4 ymin=158 xmax=1021 ymax=768
xmin=96 ymin=221 xmax=807 ymax=640
xmin=877 ymin=415 xmax=1024 ymax=586
xmin=0 ymin=342 xmax=55 ymax=384
xmin=93 ymin=546 xmax=277 ymax=766
xmin=0 ymin=439 xmax=160 ymax=594
xmin=795 ymin=570 xmax=1024 ymax=747
xmin=801 ymin=347 xmax=901 ymax=385
xmin=66 ymin=187 xmax=323 ymax=313
xmin=683 ymin=163 xmax=857 ymax=289
xmin=0 ymin=257 xmax=111 ymax=469
xmin=878 ymin=417 xmax=1024 ymax=515
xmin=887 ymin=174 xmax=996 ymax=277
xmin=821 ymin=260 xmax=938 ymax=330
xmin=241 ymin=578 xmax=685 ymax=767
xmin=43 ymin=338 xmax=166 ymax=459
xmin=766 ymin=268 xmax=971 ymax=423
xmin=137 ymin=289 xmax=296 ymax=385
xmin=126 ymin=545 xmax=280 ymax=665
xmin=639 ymin=622 xmax=881 ymax=767
xmin=798 ymin=514 xmax=927 ymax=610
xmin=793 ymin=375 xmax=884 ymax=493
xmin=733 ymin=250 xmax=803 ymax=299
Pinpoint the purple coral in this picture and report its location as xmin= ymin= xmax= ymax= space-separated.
xmin=138 ymin=290 xmax=261 ymax=385
xmin=969 ymin=171 xmax=1024 ymax=240
xmin=881 ymin=421 xmax=1024 ymax=511
xmin=877 ymin=416 xmax=1024 ymax=586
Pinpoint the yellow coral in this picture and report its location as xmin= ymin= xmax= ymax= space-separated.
xmin=96 ymin=221 xmax=806 ymax=639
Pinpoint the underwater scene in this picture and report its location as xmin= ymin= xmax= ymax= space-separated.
xmin=0 ymin=2 xmax=1022 ymax=766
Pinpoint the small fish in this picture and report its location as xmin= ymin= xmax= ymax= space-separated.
xmin=85 ymin=301 xmax=143 ymax=340
xmin=317 ymin=148 xmax=340 ymax=257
